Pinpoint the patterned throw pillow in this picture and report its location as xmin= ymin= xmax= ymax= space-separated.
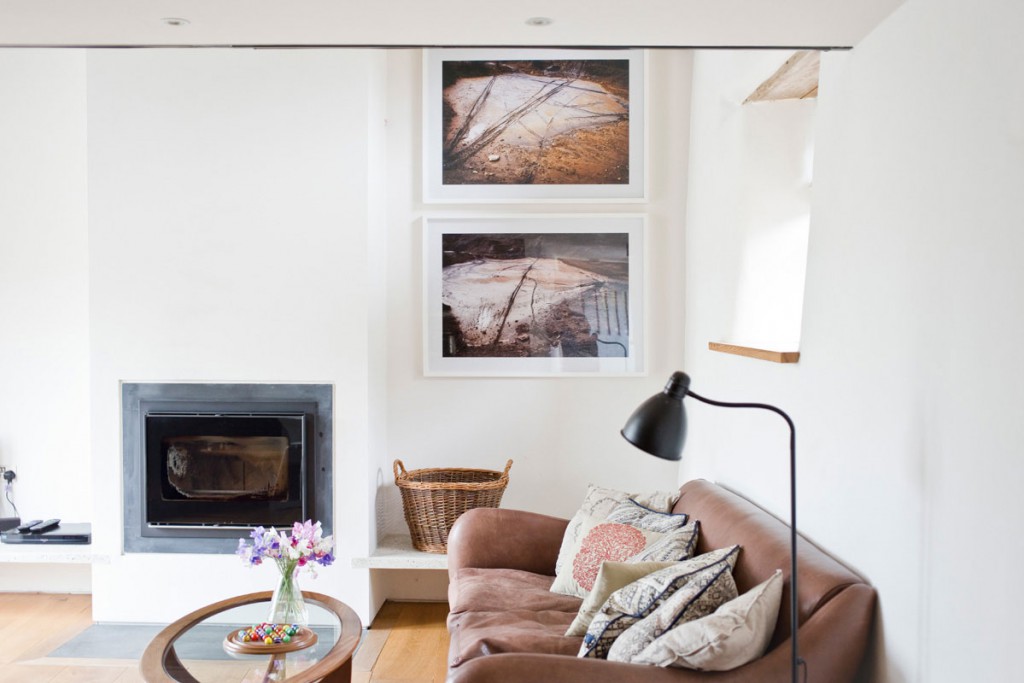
xmin=628 ymin=521 xmax=700 ymax=563
xmin=607 ymin=564 xmax=739 ymax=662
xmin=606 ymin=499 xmax=691 ymax=533
xmin=631 ymin=570 xmax=783 ymax=671
xmin=550 ymin=514 xmax=699 ymax=598
xmin=578 ymin=545 xmax=740 ymax=659
xmin=554 ymin=486 xmax=681 ymax=578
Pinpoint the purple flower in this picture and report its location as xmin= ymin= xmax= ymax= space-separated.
xmin=238 ymin=520 xmax=334 ymax=574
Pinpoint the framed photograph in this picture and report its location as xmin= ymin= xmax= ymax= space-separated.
xmin=423 ymin=215 xmax=645 ymax=376
xmin=423 ymin=49 xmax=646 ymax=203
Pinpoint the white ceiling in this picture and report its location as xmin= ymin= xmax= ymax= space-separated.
xmin=0 ymin=0 xmax=904 ymax=48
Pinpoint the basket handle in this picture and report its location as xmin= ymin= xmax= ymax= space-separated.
xmin=501 ymin=459 xmax=513 ymax=479
xmin=393 ymin=459 xmax=407 ymax=483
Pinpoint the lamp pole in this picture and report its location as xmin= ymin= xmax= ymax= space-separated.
xmin=621 ymin=372 xmax=804 ymax=683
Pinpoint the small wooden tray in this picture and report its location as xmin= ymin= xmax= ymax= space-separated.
xmin=223 ymin=626 xmax=317 ymax=655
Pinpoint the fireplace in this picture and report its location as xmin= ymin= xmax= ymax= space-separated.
xmin=123 ymin=383 xmax=332 ymax=553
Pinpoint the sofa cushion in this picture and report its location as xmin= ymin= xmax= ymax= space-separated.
xmin=450 ymin=567 xmax=583 ymax=615
xmin=448 ymin=609 xmax=583 ymax=667
xmin=554 ymin=485 xmax=680 ymax=577
xmin=579 ymin=545 xmax=740 ymax=659
xmin=631 ymin=569 xmax=783 ymax=670
xmin=606 ymin=563 xmax=739 ymax=663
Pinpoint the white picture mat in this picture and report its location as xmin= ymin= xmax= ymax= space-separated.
xmin=423 ymin=214 xmax=646 ymax=376
xmin=423 ymin=49 xmax=646 ymax=203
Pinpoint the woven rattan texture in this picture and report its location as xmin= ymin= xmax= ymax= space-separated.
xmin=393 ymin=459 xmax=512 ymax=553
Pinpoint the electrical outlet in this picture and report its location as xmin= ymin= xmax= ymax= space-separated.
xmin=1 ymin=468 xmax=14 ymax=483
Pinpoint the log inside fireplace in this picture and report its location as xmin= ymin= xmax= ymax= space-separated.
xmin=164 ymin=435 xmax=290 ymax=500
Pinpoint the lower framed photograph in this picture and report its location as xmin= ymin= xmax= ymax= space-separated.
xmin=423 ymin=215 xmax=646 ymax=377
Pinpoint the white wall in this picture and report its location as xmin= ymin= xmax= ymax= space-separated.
xmin=681 ymin=1 xmax=1024 ymax=681
xmin=0 ymin=45 xmax=693 ymax=619
xmin=376 ymin=49 xmax=691 ymax=535
xmin=0 ymin=50 xmax=90 ymax=522
xmin=686 ymin=51 xmax=815 ymax=352
xmin=85 ymin=48 xmax=386 ymax=624
xmin=0 ymin=50 xmax=91 ymax=592
xmin=364 ymin=48 xmax=693 ymax=604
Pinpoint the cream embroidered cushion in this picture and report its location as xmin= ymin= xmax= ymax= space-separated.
xmin=630 ymin=569 xmax=783 ymax=671
xmin=550 ymin=513 xmax=699 ymax=598
xmin=554 ymin=486 xmax=681 ymax=578
xmin=564 ymin=560 xmax=678 ymax=637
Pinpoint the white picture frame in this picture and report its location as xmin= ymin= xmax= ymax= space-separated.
xmin=423 ymin=215 xmax=646 ymax=376
xmin=423 ymin=48 xmax=646 ymax=203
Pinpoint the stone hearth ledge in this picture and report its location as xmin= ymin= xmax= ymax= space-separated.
xmin=0 ymin=543 xmax=111 ymax=564
xmin=351 ymin=534 xmax=447 ymax=570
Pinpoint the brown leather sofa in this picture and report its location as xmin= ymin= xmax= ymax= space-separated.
xmin=445 ymin=479 xmax=876 ymax=682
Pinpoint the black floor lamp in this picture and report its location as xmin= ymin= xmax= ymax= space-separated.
xmin=621 ymin=371 xmax=804 ymax=683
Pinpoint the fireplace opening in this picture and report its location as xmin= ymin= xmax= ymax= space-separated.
xmin=145 ymin=413 xmax=306 ymax=528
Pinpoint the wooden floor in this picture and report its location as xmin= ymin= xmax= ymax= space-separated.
xmin=0 ymin=594 xmax=450 ymax=683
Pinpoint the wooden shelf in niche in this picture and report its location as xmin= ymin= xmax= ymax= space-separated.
xmin=709 ymin=342 xmax=800 ymax=364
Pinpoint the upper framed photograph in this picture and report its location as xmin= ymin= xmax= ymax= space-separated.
xmin=423 ymin=49 xmax=646 ymax=203
xmin=423 ymin=215 xmax=646 ymax=376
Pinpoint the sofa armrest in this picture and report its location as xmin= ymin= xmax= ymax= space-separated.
xmin=447 ymin=508 xmax=569 ymax=575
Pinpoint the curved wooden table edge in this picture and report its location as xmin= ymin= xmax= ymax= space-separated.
xmin=140 ymin=590 xmax=362 ymax=683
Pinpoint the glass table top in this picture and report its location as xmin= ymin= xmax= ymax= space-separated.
xmin=141 ymin=591 xmax=361 ymax=683
xmin=173 ymin=603 xmax=340 ymax=681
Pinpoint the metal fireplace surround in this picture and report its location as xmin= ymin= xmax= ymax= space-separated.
xmin=122 ymin=383 xmax=333 ymax=554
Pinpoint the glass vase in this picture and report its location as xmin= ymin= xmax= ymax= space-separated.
xmin=267 ymin=561 xmax=308 ymax=627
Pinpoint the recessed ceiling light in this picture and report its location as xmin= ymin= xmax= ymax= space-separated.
xmin=161 ymin=17 xmax=190 ymax=27
xmin=525 ymin=17 xmax=553 ymax=27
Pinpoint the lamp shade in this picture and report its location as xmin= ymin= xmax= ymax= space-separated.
xmin=620 ymin=371 xmax=691 ymax=460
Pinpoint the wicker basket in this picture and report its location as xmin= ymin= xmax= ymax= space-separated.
xmin=394 ymin=459 xmax=513 ymax=554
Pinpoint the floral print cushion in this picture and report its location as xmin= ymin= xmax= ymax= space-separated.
xmin=550 ymin=513 xmax=699 ymax=598
xmin=554 ymin=486 xmax=681 ymax=578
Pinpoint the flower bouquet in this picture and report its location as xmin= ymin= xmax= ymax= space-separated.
xmin=237 ymin=520 xmax=335 ymax=626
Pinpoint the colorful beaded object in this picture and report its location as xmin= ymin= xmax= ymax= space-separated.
xmin=236 ymin=622 xmax=301 ymax=645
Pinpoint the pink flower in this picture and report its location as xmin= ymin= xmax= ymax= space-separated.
xmin=237 ymin=520 xmax=335 ymax=574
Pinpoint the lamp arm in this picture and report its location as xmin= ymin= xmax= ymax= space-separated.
xmin=685 ymin=389 xmax=804 ymax=683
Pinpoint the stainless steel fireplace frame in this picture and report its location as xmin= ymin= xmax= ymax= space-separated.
xmin=122 ymin=383 xmax=333 ymax=554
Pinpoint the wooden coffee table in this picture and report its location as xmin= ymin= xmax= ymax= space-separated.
xmin=140 ymin=591 xmax=361 ymax=682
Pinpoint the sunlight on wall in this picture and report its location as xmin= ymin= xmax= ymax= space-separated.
xmin=730 ymin=89 xmax=815 ymax=351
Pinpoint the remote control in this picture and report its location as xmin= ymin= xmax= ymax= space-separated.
xmin=13 ymin=519 xmax=42 ymax=534
xmin=27 ymin=519 xmax=60 ymax=534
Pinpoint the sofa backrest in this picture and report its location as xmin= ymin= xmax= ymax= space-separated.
xmin=673 ymin=479 xmax=868 ymax=650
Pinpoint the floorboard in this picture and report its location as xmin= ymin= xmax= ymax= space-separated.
xmin=0 ymin=594 xmax=450 ymax=682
